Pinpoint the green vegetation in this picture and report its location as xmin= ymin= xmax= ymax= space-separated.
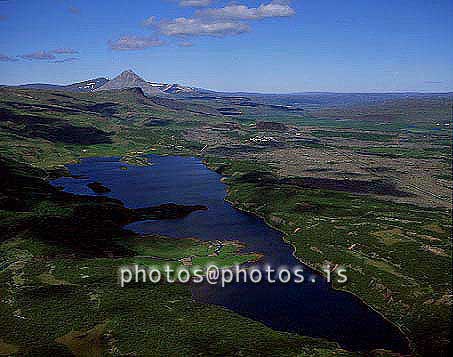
xmin=1 ymin=237 xmax=350 ymax=356
xmin=358 ymin=146 xmax=452 ymax=160
xmin=0 ymin=87 xmax=213 ymax=168
xmin=117 ymin=235 xmax=260 ymax=269
xmin=311 ymin=130 xmax=394 ymax=142
xmin=205 ymin=158 xmax=452 ymax=357
xmin=1 ymin=87 xmax=451 ymax=356
xmin=0 ymin=142 xmax=349 ymax=355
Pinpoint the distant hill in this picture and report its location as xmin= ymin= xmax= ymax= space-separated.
xmin=234 ymin=92 xmax=453 ymax=109
xmin=15 ymin=83 xmax=64 ymax=91
xmin=64 ymin=77 xmax=110 ymax=92
xmin=16 ymin=77 xmax=109 ymax=92
xmin=96 ymin=69 xmax=199 ymax=96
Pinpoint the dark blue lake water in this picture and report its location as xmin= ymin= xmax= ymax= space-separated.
xmin=51 ymin=155 xmax=409 ymax=354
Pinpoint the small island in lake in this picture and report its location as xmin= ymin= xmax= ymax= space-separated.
xmin=87 ymin=181 xmax=111 ymax=194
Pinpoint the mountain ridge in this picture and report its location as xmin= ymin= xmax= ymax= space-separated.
xmin=95 ymin=69 xmax=199 ymax=96
xmin=10 ymin=70 xmax=201 ymax=96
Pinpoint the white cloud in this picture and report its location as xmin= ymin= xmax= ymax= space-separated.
xmin=109 ymin=36 xmax=165 ymax=50
xmin=19 ymin=51 xmax=56 ymax=60
xmin=196 ymin=1 xmax=295 ymax=20
xmin=155 ymin=17 xmax=250 ymax=37
xmin=143 ymin=1 xmax=294 ymax=39
xmin=179 ymin=0 xmax=212 ymax=7
xmin=16 ymin=49 xmax=80 ymax=61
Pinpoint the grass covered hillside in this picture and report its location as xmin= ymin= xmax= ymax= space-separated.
xmin=0 ymin=87 xmax=217 ymax=167
xmin=205 ymin=158 xmax=452 ymax=356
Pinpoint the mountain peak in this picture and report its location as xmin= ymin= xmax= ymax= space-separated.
xmin=96 ymin=69 xmax=152 ymax=93
xmin=121 ymin=69 xmax=139 ymax=76
xmin=117 ymin=69 xmax=143 ymax=80
xmin=96 ymin=70 xmax=200 ymax=96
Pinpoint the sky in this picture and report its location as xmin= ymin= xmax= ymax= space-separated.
xmin=0 ymin=0 xmax=452 ymax=93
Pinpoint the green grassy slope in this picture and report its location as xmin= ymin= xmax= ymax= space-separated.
xmin=205 ymin=158 xmax=452 ymax=356
xmin=0 ymin=87 xmax=213 ymax=168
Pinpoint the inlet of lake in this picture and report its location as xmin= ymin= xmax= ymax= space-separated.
xmin=51 ymin=155 xmax=409 ymax=354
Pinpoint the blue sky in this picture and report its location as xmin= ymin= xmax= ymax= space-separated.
xmin=0 ymin=0 xmax=452 ymax=92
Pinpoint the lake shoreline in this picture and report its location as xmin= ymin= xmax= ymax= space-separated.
xmin=200 ymin=158 xmax=412 ymax=355
xmin=50 ymin=154 xmax=412 ymax=355
xmin=221 ymin=187 xmax=413 ymax=356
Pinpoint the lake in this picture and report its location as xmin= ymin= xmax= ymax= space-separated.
xmin=51 ymin=155 xmax=409 ymax=354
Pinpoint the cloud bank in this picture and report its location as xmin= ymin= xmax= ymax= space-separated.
xmin=156 ymin=17 xmax=250 ymax=36
xmin=144 ymin=1 xmax=295 ymax=38
xmin=111 ymin=1 xmax=295 ymax=51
